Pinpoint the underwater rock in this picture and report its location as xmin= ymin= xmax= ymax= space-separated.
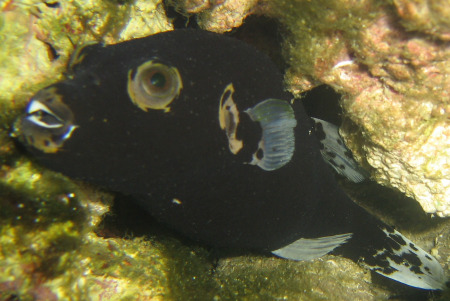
xmin=169 ymin=0 xmax=260 ymax=33
xmin=1 ymin=1 xmax=448 ymax=300
xmin=215 ymin=255 xmax=390 ymax=300
xmin=0 ymin=0 xmax=172 ymax=113
xmin=262 ymin=0 xmax=450 ymax=217
xmin=393 ymin=0 xmax=450 ymax=40
xmin=173 ymin=0 xmax=450 ymax=216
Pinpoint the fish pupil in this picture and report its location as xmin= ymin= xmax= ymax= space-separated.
xmin=31 ymin=110 xmax=61 ymax=126
xmin=150 ymin=72 xmax=166 ymax=88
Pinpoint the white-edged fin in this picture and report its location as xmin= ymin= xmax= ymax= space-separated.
xmin=245 ymin=99 xmax=297 ymax=171
xmin=367 ymin=228 xmax=446 ymax=290
xmin=312 ymin=118 xmax=369 ymax=183
xmin=272 ymin=233 xmax=352 ymax=261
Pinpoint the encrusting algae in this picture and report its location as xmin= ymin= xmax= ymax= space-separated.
xmin=174 ymin=0 xmax=450 ymax=217
xmin=0 ymin=0 xmax=448 ymax=300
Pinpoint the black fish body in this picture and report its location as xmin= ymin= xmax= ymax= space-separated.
xmin=13 ymin=29 xmax=446 ymax=290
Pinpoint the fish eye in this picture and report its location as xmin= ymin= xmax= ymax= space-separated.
xmin=14 ymin=87 xmax=77 ymax=153
xmin=26 ymin=101 xmax=65 ymax=129
xmin=127 ymin=60 xmax=183 ymax=112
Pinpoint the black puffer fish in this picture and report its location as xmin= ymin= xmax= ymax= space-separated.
xmin=13 ymin=29 xmax=446 ymax=290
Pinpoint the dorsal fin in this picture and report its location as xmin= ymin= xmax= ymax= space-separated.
xmin=312 ymin=118 xmax=369 ymax=182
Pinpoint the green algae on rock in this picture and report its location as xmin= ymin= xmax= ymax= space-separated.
xmin=215 ymin=255 xmax=389 ymax=300
xmin=171 ymin=0 xmax=450 ymax=217
xmin=267 ymin=0 xmax=449 ymax=217
xmin=0 ymin=157 xmax=214 ymax=300
xmin=393 ymin=0 xmax=450 ymax=40
xmin=0 ymin=0 xmax=172 ymax=113
xmin=0 ymin=162 xmax=110 ymax=300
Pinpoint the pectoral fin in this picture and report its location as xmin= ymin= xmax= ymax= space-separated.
xmin=272 ymin=233 xmax=353 ymax=261
xmin=245 ymin=99 xmax=297 ymax=171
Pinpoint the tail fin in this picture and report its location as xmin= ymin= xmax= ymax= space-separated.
xmin=360 ymin=226 xmax=447 ymax=290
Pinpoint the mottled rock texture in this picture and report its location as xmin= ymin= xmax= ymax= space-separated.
xmin=178 ymin=0 xmax=450 ymax=217
xmin=0 ymin=0 xmax=448 ymax=300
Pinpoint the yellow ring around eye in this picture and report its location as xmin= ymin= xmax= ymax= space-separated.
xmin=127 ymin=60 xmax=183 ymax=112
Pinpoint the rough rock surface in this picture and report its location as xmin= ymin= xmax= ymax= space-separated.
xmin=178 ymin=0 xmax=450 ymax=217
xmin=0 ymin=0 xmax=448 ymax=300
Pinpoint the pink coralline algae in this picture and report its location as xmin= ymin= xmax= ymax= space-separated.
xmin=393 ymin=0 xmax=450 ymax=41
xmin=320 ymin=14 xmax=449 ymax=217
xmin=174 ymin=0 xmax=450 ymax=216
